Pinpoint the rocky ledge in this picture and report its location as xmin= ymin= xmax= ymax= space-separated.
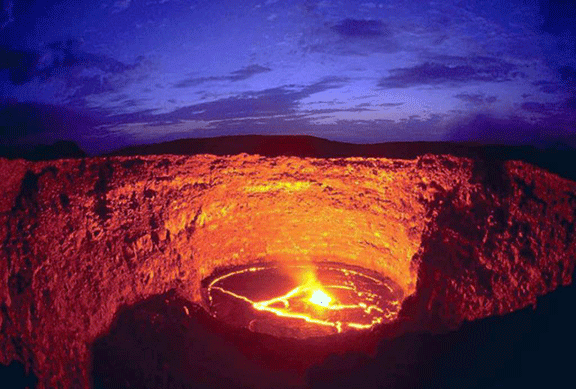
xmin=0 ymin=153 xmax=575 ymax=388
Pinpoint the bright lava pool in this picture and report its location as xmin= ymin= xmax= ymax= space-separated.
xmin=203 ymin=262 xmax=404 ymax=339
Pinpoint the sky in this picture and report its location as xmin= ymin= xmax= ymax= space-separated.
xmin=1 ymin=0 xmax=575 ymax=154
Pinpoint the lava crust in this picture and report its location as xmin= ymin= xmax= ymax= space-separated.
xmin=0 ymin=153 xmax=575 ymax=388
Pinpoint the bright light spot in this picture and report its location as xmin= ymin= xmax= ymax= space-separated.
xmin=309 ymin=289 xmax=332 ymax=307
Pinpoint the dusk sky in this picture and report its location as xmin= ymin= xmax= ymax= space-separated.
xmin=1 ymin=0 xmax=575 ymax=154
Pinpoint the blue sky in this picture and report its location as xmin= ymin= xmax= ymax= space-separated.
xmin=1 ymin=0 xmax=575 ymax=154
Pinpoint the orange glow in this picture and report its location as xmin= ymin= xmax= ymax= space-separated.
xmin=206 ymin=264 xmax=402 ymax=336
xmin=309 ymin=290 xmax=332 ymax=307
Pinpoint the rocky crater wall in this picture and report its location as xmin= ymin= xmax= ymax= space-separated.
xmin=0 ymin=153 xmax=575 ymax=388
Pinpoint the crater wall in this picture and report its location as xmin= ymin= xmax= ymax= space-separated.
xmin=0 ymin=154 xmax=574 ymax=388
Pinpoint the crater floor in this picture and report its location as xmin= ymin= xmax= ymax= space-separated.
xmin=205 ymin=262 xmax=404 ymax=338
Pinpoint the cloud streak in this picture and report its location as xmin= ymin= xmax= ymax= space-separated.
xmin=0 ymin=0 xmax=14 ymax=30
xmin=110 ymin=76 xmax=349 ymax=125
xmin=378 ymin=57 xmax=518 ymax=88
xmin=0 ymin=39 xmax=141 ymax=87
xmin=0 ymin=99 xmax=102 ymax=142
xmin=111 ymin=0 xmax=132 ymax=13
xmin=331 ymin=19 xmax=389 ymax=38
xmin=454 ymin=93 xmax=497 ymax=105
xmin=174 ymin=65 xmax=272 ymax=88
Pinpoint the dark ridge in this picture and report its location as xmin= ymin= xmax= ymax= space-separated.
xmin=0 ymin=141 xmax=86 ymax=161
xmin=108 ymin=135 xmax=576 ymax=182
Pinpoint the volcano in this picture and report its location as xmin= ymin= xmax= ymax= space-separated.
xmin=0 ymin=137 xmax=575 ymax=388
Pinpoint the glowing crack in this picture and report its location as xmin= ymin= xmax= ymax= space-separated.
xmin=205 ymin=263 xmax=403 ymax=337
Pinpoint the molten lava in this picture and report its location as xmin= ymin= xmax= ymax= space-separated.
xmin=204 ymin=263 xmax=404 ymax=338
xmin=309 ymin=290 xmax=331 ymax=307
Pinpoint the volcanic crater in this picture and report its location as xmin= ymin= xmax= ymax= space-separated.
xmin=0 ymin=148 xmax=575 ymax=388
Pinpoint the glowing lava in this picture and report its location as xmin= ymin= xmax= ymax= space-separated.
xmin=204 ymin=263 xmax=404 ymax=338
xmin=310 ymin=290 xmax=331 ymax=307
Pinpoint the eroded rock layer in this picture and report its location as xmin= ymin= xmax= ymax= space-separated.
xmin=0 ymin=153 xmax=574 ymax=388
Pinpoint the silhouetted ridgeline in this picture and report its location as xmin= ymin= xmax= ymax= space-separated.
xmin=2 ymin=135 xmax=575 ymax=182
xmin=109 ymin=135 xmax=576 ymax=182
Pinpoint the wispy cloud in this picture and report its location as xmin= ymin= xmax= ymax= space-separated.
xmin=301 ymin=107 xmax=375 ymax=116
xmin=0 ymin=39 xmax=141 ymax=87
xmin=378 ymin=57 xmax=517 ymax=88
xmin=228 ymin=64 xmax=272 ymax=81
xmin=521 ymin=101 xmax=548 ymax=113
xmin=0 ymin=100 xmax=102 ymax=143
xmin=454 ymin=93 xmax=497 ymax=105
xmin=532 ymin=80 xmax=560 ymax=94
xmin=110 ymin=76 xmax=349 ymax=125
xmin=174 ymin=64 xmax=272 ymax=88
xmin=445 ymin=112 xmax=576 ymax=147
xmin=172 ymin=76 xmax=219 ymax=89
xmin=111 ymin=0 xmax=132 ymax=14
xmin=331 ymin=19 xmax=389 ymax=38
xmin=0 ymin=0 xmax=14 ymax=30
xmin=377 ymin=102 xmax=405 ymax=107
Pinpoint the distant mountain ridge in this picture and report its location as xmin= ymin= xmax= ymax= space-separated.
xmin=1 ymin=135 xmax=575 ymax=182
xmin=109 ymin=135 xmax=576 ymax=182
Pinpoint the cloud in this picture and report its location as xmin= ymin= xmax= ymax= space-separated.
xmin=301 ymin=107 xmax=376 ymax=116
xmin=173 ymin=76 xmax=219 ymax=88
xmin=228 ymin=64 xmax=272 ymax=81
xmin=111 ymin=0 xmax=131 ymax=13
xmin=331 ymin=19 xmax=388 ymax=38
xmin=379 ymin=63 xmax=475 ymax=88
xmin=174 ymin=64 xmax=272 ymax=88
xmin=519 ymin=97 xmax=576 ymax=124
xmin=110 ymin=76 xmax=349 ymax=125
xmin=0 ymin=39 xmax=145 ymax=109
xmin=538 ymin=0 xmax=576 ymax=35
xmin=347 ymin=102 xmax=404 ymax=109
xmin=521 ymin=101 xmax=548 ymax=113
xmin=298 ymin=16 xmax=398 ymax=56
xmin=537 ymin=2 xmax=576 ymax=69
xmin=1 ymin=0 xmax=40 ymax=32
xmin=445 ymin=112 xmax=576 ymax=147
xmin=566 ymin=96 xmax=576 ymax=110
xmin=69 ymin=76 xmax=117 ymax=100
xmin=1 ymin=0 xmax=14 ymax=30
xmin=454 ymin=93 xmax=498 ymax=105
xmin=559 ymin=65 xmax=576 ymax=85
xmin=0 ymin=46 xmax=38 ymax=85
xmin=0 ymin=99 xmax=102 ymax=143
xmin=0 ymin=39 xmax=141 ymax=86
xmin=378 ymin=57 xmax=517 ymax=88
xmin=377 ymin=102 xmax=405 ymax=107
xmin=532 ymin=80 xmax=560 ymax=94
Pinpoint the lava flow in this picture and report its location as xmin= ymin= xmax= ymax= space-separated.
xmin=204 ymin=263 xmax=404 ymax=338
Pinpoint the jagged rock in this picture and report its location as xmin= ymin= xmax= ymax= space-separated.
xmin=0 ymin=153 xmax=574 ymax=388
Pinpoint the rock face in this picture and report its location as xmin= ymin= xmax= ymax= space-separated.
xmin=0 ymin=153 xmax=574 ymax=388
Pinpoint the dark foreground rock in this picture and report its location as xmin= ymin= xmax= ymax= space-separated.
xmin=308 ymin=279 xmax=576 ymax=389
